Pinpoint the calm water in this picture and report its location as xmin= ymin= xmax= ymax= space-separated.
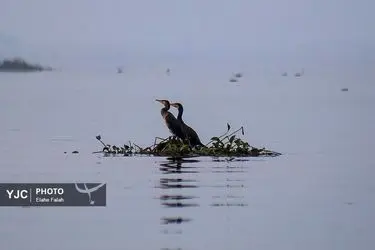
xmin=0 ymin=66 xmax=375 ymax=250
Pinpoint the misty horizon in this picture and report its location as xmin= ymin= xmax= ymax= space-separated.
xmin=1 ymin=0 xmax=374 ymax=70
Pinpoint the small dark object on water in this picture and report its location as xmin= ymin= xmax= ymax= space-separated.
xmin=282 ymin=72 xmax=288 ymax=76
xmin=234 ymin=72 xmax=243 ymax=78
xmin=72 ymin=151 xmax=79 ymax=154
xmin=161 ymin=217 xmax=191 ymax=224
xmin=229 ymin=78 xmax=238 ymax=83
xmin=294 ymin=69 xmax=304 ymax=77
xmin=64 ymin=151 xmax=67 ymax=154
xmin=341 ymin=88 xmax=348 ymax=92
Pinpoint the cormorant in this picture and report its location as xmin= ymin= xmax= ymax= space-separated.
xmin=156 ymin=99 xmax=185 ymax=140
xmin=170 ymin=102 xmax=205 ymax=148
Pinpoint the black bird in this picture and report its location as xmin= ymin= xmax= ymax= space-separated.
xmin=170 ymin=102 xmax=205 ymax=148
xmin=156 ymin=99 xmax=185 ymax=140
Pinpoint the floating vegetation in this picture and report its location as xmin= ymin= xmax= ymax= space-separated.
xmin=94 ymin=124 xmax=281 ymax=158
xmin=64 ymin=151 xmax=79 ymax=154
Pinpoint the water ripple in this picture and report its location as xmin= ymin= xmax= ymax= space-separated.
xmin=157 ymin=157 xmax=250 ymax=249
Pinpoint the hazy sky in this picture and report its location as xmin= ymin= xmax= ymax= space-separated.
xmin=0 ymin=0 xmax=374 ymax=67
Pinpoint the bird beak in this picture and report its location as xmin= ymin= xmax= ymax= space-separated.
xmin=155 ymin=99 xmax=162 ymax=103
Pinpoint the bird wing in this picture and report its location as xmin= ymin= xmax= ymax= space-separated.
xmin=183 ymin=123 xmax=203 ymax=145
xmin=164 ymin=112 xmax=185 ymax=138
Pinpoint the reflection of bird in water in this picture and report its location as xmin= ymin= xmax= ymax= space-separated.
xmin=170 ymin=102 xmax=205 ymax=148
xmin=156 ymin=99 xmax=185 ymax=140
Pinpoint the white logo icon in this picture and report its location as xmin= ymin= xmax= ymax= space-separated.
xmin=74 ymin=183 xmax=105 ymax=205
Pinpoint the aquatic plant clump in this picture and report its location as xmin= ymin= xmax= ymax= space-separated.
xmin=94 ymin=124 xmax=281 ymax=158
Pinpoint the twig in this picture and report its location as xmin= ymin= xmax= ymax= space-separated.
xmin=205 ymin=123 xmax=232 ymax=147
xmin=132 ymin=143 xmax=142 ymax=151
xmin=97 ymin=138 xmax=106 ymax=147
xmin=225 ymin=126 xmax=244 ymax=140
xmin=154 ymin=136 xmax=168 ymax=146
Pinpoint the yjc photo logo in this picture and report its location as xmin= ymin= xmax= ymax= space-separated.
xmin=6 ymin=189 xmax=29 ymax=199
xmin=0 ymin=183 xmax=106 ymax=207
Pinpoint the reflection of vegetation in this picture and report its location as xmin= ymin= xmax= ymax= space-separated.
xmin=0 ymin=58 xmax=52 ymax=72
xmin=94 ymin=124 xmax=281 ymax=158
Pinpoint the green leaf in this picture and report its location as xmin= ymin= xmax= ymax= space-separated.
xmin=180 ymin=144 xmax=189 ymax=152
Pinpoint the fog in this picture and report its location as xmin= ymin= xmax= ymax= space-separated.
xmin=1 ymin=0 xmax=374 ymax=69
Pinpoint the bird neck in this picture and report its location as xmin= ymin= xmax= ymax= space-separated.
xmin=177 ymin=106 xmax=184 ymax=120
xmin=161 ymin=104 xmax=170 ymax=116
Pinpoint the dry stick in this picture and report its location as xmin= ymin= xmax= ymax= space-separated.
xmin=218 ymin=125 xmax=232 ymax=140
xmin=138 ymin=137 xmax=168 ymax=153
xmin=132 ymin=143 xmax=143 ymax=153
xmin=142 ymin=146 xmax=153 ymax=153
xmin=92 ymin=151 xmax=103 ymax=154
xmin=221 ymin=126 xmax=244 ymax=143
xmin=153 ymin=136 xmax=168 ymax=147
xmin=97 ymin=138 xmax=107 ymax=147
xmin=205 ymin=125 xmax=232 ymax=147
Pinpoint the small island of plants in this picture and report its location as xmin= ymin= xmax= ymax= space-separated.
xmin=94 ymin=124 xmax=281 ymax=159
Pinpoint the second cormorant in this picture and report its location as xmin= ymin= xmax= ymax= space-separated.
xmin=170 ymin=102 xmax=205 ymax=148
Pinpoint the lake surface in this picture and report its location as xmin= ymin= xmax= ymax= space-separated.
xmin=0 ymin=65 xmax=374 ymax=250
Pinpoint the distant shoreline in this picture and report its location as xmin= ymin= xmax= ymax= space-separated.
xmin=0 ymin=58 xmax=53 ymax=72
